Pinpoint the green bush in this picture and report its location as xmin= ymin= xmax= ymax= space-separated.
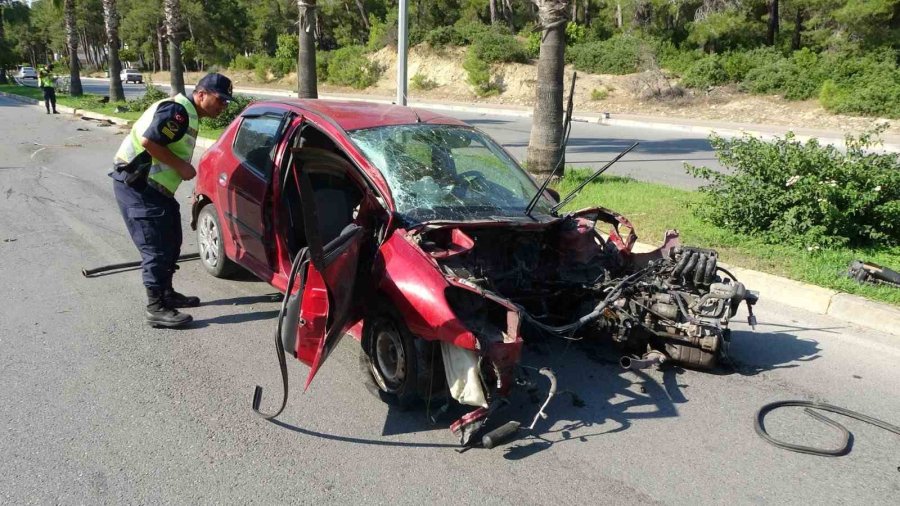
xmin=818 ymin=52 xmax=900 ymax=118
xmin=452 ymin=21 xmax=494 ymax=45
xmin=565 ymin=22 xmax=586 ymax=46
xmin=272 ymin=34 xmax=298 ymax=77
xmin=121 ymin=83 xmax=169 ymax=112
xmin=471 ymin=31 xmax=529 ymax=64
xmin=231 ymin=54 xmax=256 ymax=71
xmin=686 ymin=129 xmax=900 ymax=248
xmin=525 ymin=31 xmax=541 ymax=59
xmin=253 ymin=56 xmax=272 ymax=82
xmin=367 ymin=12 xmax=398 ymax=50
xmin=680 ymin=56 xmax=728 ymax=88
xmin=410 ymin=72 xmax=438 ymax=91
xmin=569 ymin=35 xmax=644 ymax=75
xmin=425 ymin=26 xmax=457 ymax=48
xmin=463 ymin=48 xmax=500 ymax=97
xmin=590 ymin=87 xmax=609 ymax=100
xmin=719 ymin=47 xmax=780 ymax=82
xmin=326 ymin=46 xmax=382 ymax=89
xmin=201 ymin=94 xmax=254 ymax=130
xmin=655 ymin=41 xmax=698 ymax=76
xmin=316 ymin=50 xmax=332 ymax=83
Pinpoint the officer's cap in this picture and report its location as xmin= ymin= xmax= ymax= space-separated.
xmin=196 ymin=73 xmax=234 ymax=103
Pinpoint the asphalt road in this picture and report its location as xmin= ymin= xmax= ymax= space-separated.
xmin=77 ymin=77 xmax=721 ymax=189
xmin=3 ymin=96 xmax=900 ymax=504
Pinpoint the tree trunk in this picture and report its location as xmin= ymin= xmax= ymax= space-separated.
xmin=297 ymin=0 xmax=318 ymax=98
xmin=164 ymin=0 xmax=185 ymax=95
xmin=157 ymin=24 xmax=166 ymax=72
xmin=504 ymin=0 xmax=515 ymax=30
xmin=103 ymin=0 xmax=125 ymax=102
xmin=64 ymin=0 xmax=83 ymax=96
xmin=354 ymin=0 xmax=369 ymax=29
xmin=766 ymin=0 xmax=779 ymax=46
xmin=490 ymin=0 xmax=497 ymax=24
xmin=615 ymin=2 xmax=623 ymax=29
xmin=527 ymin=0 xmax=569 ymax=176
xmin=792 ymin=9 xmax=802 ymax=50
xmin=0 ymin=7 xmax=8 ymax=84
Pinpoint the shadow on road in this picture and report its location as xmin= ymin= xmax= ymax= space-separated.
xmin=202 ymin=293 xmax=283 ymax=306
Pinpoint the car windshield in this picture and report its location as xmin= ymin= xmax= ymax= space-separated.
xmin=348 ymin=124 xmax=554 ymax=222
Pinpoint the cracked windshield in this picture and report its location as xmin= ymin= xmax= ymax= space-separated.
xmin=349 ymin=124 xmax=554 ymax=222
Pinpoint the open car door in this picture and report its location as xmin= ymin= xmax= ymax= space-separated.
xmin=288 ymin=152 xmax=368 ymax=389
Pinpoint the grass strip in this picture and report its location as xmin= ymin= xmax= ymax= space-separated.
xmin=554 ymin=170 xmax=900 ymax=306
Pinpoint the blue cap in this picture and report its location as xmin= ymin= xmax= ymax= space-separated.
xmin=196 ymin=73 xmax=234 ymax=102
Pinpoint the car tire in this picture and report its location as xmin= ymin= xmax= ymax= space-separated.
xmin=359 ymin=310 xmax=427 ymax=410
xmin=197 ymin=204 xmax=236 ymax=278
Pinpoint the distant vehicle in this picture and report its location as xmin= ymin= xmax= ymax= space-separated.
xmin=16 ymin=66 xmax=37 ymax=80
xmin=120 ymin=68 xmax=143 ymax=84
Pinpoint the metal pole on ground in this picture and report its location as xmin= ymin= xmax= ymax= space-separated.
xmin=396 ymin=0 xmax=408 ymax=106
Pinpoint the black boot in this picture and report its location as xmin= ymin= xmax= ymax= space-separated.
xmin=146 ymin=288 xmax=193 ymax=328
xmin=164 ymin=287 xmax=201 ymax=308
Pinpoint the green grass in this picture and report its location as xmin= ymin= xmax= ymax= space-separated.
xmin=0 ymin=84 xmax=222 ymax=140
xmin=553 ymin=170 xmax=900 ymax=306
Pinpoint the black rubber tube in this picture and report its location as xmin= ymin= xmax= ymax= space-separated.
xmin=755 ymin=400 xmax=900 ymax=457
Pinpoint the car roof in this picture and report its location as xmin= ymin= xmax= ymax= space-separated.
xmin=254 ymin=99 xmax=469 ymax=131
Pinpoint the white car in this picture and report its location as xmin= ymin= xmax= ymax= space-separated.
xmin=120 ymin=68 xmax=143 ymax=84
xmin=16 ymin=66 xmax=37 ymax=80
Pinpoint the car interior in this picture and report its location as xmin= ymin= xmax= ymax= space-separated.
xmin=279 ymin=123 xmax=366 ymax=258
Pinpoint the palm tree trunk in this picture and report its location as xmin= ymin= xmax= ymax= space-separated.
xmin=65 ymin=0 xmax=83 ymax=96
xmin=527 ymin=0 xmax=569 ymax=176
xmin=164 ymin=0 xmax=185 ymax=95
xmin=103 ymin=0 xmax=125 ymax=101
xmin=297 ymin=0 xmax=318 ymax=98
xmin=0 ymin=6 xmax=8 ymax=84
xmin=766 ymin=0 xmax=779 ymax=46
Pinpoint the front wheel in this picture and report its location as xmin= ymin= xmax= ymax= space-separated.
xmin=360 ymin=314 xmax=423 ymax=409
xmin=197 ymin=204 xmax=236 ymax=278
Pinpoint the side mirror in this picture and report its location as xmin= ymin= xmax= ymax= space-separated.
xmin=544 ymin=188 xmax=560 ymax=203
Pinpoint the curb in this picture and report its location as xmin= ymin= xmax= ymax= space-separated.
xmin=627 ymin=239 xmax=900 ymax=336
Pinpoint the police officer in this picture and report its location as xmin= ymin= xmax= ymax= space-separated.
xmin=38 ymin=64 xmax=58 ymax=114
xmin=111 ymin=73 xmax=233 ymax=327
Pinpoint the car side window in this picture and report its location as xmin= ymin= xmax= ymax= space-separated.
xmin=233 ymin=114 xmax=284 ymax=178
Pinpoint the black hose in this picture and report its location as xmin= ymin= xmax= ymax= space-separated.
xmin=755 ymin=400 xmax=900 ymax=457
xmin=252 ymin=247 xmax=309 ymax=420
xmin=716 ymin=265 xmax=740 ymax=283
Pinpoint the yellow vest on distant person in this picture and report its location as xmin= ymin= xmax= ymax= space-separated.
xmin=114 ymin=94 xmax=198 ymax=196
xmin=39 ymin=70 xmax=54 ymax=88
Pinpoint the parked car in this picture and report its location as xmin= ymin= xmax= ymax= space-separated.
xmin=16 ymin=66 xmax=37 ymax=80
xmin=120 ymin=68 xmax=142 ymax=84
xmin=192 ymin=100 xmax=758 ymax=445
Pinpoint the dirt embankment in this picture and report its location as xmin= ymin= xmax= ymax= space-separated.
xmin=139 ymin=45 xmax=897 ymax=137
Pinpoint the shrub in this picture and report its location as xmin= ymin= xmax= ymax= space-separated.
xmin=272 ymin=34 xmax=298 ymax=77
xmin=367 ymin=12 xmax=399 ymax=50
xmin=680 ymin=56 xmax=728 ymax=88
xmin=565 ymin=22 xmax=586 ymax=46
xmin=410 ymin=72 xmax=438 ymax=90
xmin=471 ymin=31 xmax=529 ymax=63
xmin=121 ymin=83 xmax=169 ymax=112
xmin=231 ymin=54 xmax=255 ymax=71
xmin=741 ymin=48 xmax=824 ymax=100
xmin=719 ymin=47 xmax=780 ymax=82
xmin=453 ymin=21 xmax=495 ymax=45
xmin=327 ymin=46 xmax=382 ymax=89
xmin=686 ymin=128 xmax=900 ymax=248
xmin=655 ymin=41 xmax=698 ymax=76
xmin=568 ymin=35 xmax=644 ymax=75
xmin=201 ymin=94 xmax=254 ymax=130
xmin=316 ymin=50 xmax=332 ymax=83
xmin=253 ymin=56 xmax=272 ymax=82
xmin=463 ymin=48 xmax=501 ymax=97
xmin=590 ymin=87 xmax=609 ymax=100
xmin=525 ymin=31 xmax=541 ymax=59
xmin=818 ymin=52 xmax=900 ymax=118
xmin=425 ymin=26 xmax=457 ymax=48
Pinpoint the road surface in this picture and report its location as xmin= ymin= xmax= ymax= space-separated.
xmin=2 ymin=96 xmax=898 ymax=504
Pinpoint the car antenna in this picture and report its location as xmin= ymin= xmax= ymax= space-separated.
xmin=411 ymin=107 xmax=422 ymax=123
xmin=550 ymin=141 xmax=639 ymax=214
xmin=525 ymin=71 xmax=577 ymax=217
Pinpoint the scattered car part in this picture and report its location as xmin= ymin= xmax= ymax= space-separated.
xmin=81 ymin=252 xmax=199 ymax=277
xmin=848 ymin=260 xmax=900 ymax=288
xmin=755 ymin=400 xmax=900 ymax=458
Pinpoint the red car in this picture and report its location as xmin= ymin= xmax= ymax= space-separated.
xmin=192 ymin=100 xmax=757 ymax=445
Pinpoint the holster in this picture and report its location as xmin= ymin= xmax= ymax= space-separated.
xmin=115 ymin=161 xmax=150 ymax=190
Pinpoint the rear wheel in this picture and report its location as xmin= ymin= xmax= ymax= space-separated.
xmin=197 ymin=204 xmax=236 ymax=278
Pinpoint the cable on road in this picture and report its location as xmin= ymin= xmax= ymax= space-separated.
xmin=755 ymin=400 xmax=900 ymax=459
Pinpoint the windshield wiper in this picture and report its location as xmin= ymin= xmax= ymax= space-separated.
xmin=550 ymin=141 xmax=639 ymax=214
xmin=524 ymin=72 xmax=577 ymax=218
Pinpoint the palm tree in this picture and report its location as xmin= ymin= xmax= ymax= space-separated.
xmin=526 ymin=0 xmax=569 ymax=175
xmin=0 ymin=0 xmax=10 ymax=85
xmin=297 ymin=0 xmax=317 ymax=98
xmin=103 ymin=0 xmax=125 ymax=102
xmin=63 ymin=0 xmax=84 ymax=96
xmin=164 ymin=0 xmax=185 ymax=95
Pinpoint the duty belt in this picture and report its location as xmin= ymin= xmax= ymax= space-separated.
xmin=147 ymin=178 xmax=175 ymax=198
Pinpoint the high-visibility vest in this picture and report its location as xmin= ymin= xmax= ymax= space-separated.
xmin=114 ymin=94 xmax=198 ymax=196
xmin=39 ymin=71 xmax=54 ymax=88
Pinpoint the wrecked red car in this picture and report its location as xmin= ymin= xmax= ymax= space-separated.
xmin=191 ymin=100 xmax=758 ymax=445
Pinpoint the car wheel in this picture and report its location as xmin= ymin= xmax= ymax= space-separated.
xmin=197 ymin=204 xmax=236 ymax=278
xmin=360 ymin=313 xmax=424 ymax=409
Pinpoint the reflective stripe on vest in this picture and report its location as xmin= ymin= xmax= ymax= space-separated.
xmin=113 ymin=94 xmax=199 ymax=196
xmin=39 ymin=73 xmax=54 ymax=88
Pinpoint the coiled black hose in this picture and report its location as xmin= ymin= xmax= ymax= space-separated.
xmin=755 ymin=400 xmax=900 ymax=457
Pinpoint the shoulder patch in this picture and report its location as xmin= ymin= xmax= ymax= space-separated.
xmin=174 ymin=112 xmax=186 ymax=124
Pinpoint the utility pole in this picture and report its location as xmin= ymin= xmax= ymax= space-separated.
xmin=396 ymin=0 xmax=408 ymax=106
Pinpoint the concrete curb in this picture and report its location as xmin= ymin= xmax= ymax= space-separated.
xmin=5 ymin=87 xmax=898 ymax=335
